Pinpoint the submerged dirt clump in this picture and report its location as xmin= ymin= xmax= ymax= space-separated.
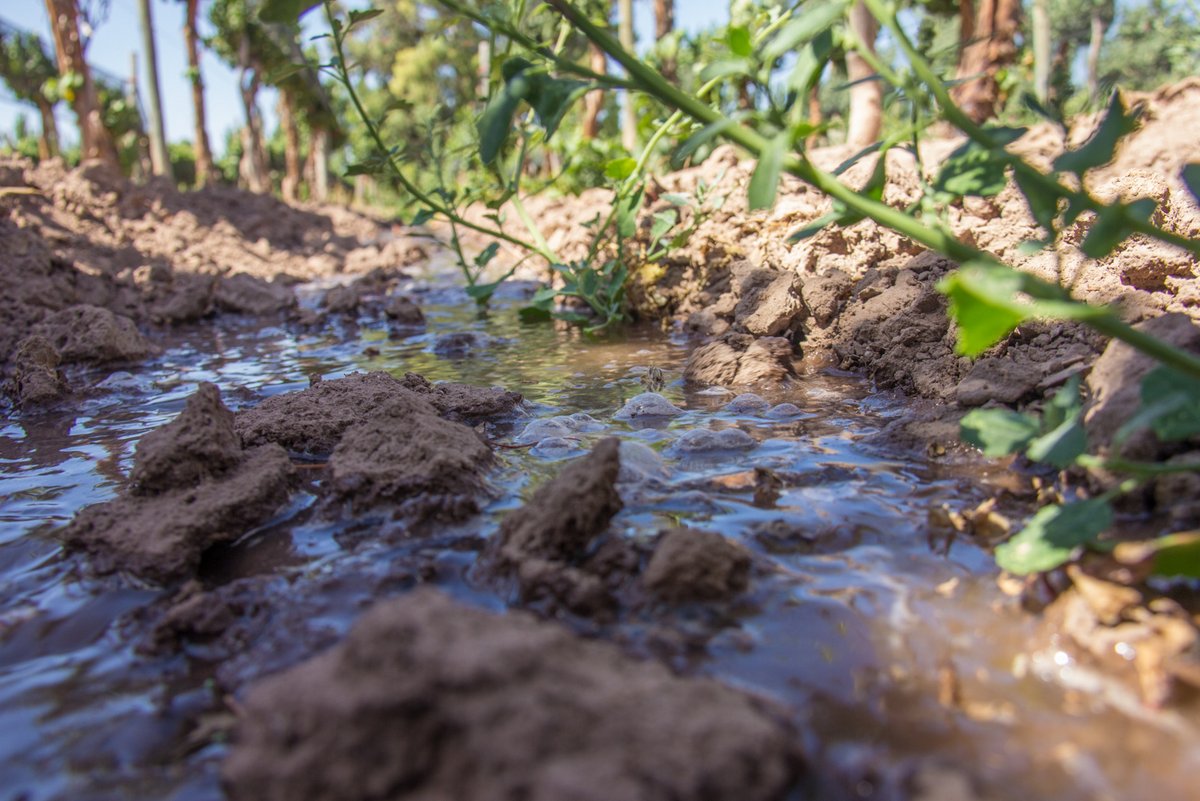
xmin=63 ymin=383 xmax=295 ymax=583
xmin=642 ymin=527 xmax=752 ymax=604
xmin=4 ymin=335 xmax=68 ymax=407
xmin=328 ymin=396 xmax=493 ymax=517
xmin=130 ymin=383 xmax=244 ymax=494
xmin=33 ymin=304 xmax=157 ymax=365
xmin=235 ymin=372 xmax=439 ymax=455
xmin=488 ymin=438 xmax=625 ymax=614
xmin=235 ymin=371 xmax=523 ymax=457
xmin=223 ymin=588 xmax=801 ymax=801
xmin=398 ymin=371 xmax=525 ymax=423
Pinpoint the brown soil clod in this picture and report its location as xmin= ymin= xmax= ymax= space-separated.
xmin=327 ymin=396 xmax=493 ymax=519
xmin=130 ymin=382 xmax=244 ymax=494
xmin=5 ymin=335 xmax=69 ymax=407
xmin=63 ymin=384 xmax=296 ymax=584
xmin=235 ymin=371 xmax=523 ymax=457
xmin=683 ymin=332 xmax=797 ymax=387
xmin=222 ymin=588 xmax=802 ymax=801
xmin=33 ymin=304 xmax=157 ymax=365
xmin=486 ymin=438 xmax=625 ymax=614
xmin=643 ymin=527 xmax=752 ymax=604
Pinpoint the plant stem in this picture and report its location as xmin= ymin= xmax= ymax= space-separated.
xmin=321 ymin=1 xmax=554 ymax=263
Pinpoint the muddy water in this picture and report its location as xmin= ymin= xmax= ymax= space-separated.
xmin=1 ymin=284 xmax=1196 ymax=801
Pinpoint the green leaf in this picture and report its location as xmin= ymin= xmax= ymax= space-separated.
xmin=937 ymin=263 xmax=1110 ymax=356
xmin=1042 ymin=375 xmax=1083 ymax=431
xmin=672 ymin=119 xmax=735 ymax=168
xmin=527 ymin=74 xmax=591 ymax=139
xmin=1026 ymin=418 xmax=1087 ymax=468
xmin=1053 ymin=91 xmax=1140 ymax=177
xmin=473 ymin=242 xmax=500 ymax=268
xmin=650 ymin=209 xmax=678 ymax=243
xmin=763 ymin=0 xmax=848 ymax=63
xmin=699 ymin=59 xmax=754 ymax=83
xmin=862 ymin=147 xmax=888 ymax=202
xmin=409 ymin=208 xmax=435 ymax=226
xmin=616 ymin=188 xmax=643 ymax=239
xmin=960 ymin=408 xmax=1040 ymax=456
xmin=1141 ymin=366 xmax=1200 ymax=441
xmin=259 ymin=0 xmax=321 ymax=24
xmin=662 ymin=193 xmax=692 ymax=207
xmin=748 ymin=133 xmax=788 ymax=212
xmin=345 ymin=161 xmax=383 ymax=177
xmin=934 ymin=127 xmax=1025 ymax=199
xmin=938 ymin=266 xmax=1029 ymax=355
xmin=1182 ymin=163 xmax=1200 ymax=207
xmin=346 ymin=8 xmax=384 ymax=30
xmin=519 ymin=304 xmax=553 ymax=322
xmin=995 ymin=499 xmax=1114 ymax=574
xmin=265 ymin=62 xmax=306 ymax=84
xmin=605 ymin=157 xmax=638 ymax=181
xmin=727 ymin=26 xmax=753 ymax=58
xmin=786 ymin=29 xmax=835 ymax=97
xmin=477 ymin=63 xmax=533 ymax=164
xmin=1079 ymin=199 xmax=1155 ymax=259
xmin=1137 ymin=532 xmax=1200 ymax=578
xmin=787 ymin=209 xmax=841 ymax=241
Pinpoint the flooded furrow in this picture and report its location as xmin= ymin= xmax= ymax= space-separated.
xmin=0 ymin=285 xmax=1196 ymax=801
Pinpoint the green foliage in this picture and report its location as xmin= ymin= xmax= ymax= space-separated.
xmin=995 ymin=499 xmax=1115 ymax=575
xmin=1098 ymin=0 xmax=1200 ymax=93
xmin=0 ymin=28 xmax=58 ymax=108
xmin=273 ymin=0 xmax=1200 ymax=580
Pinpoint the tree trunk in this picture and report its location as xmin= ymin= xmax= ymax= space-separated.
xmin=952 ymin=0 xmax=1023 ymax=123
xmin=137 ymin=0 xmax=170 ymax=176
xmin=1086 ymin=6 xmax=1107 ymax=102
xmin=184 ymin=0 xmax=216 ymax=187
xmin=307 ymin=127 xmax=329 ymax=202
xmin=653 ymin=0 xmax=675 ymax=81
xmin=1031 ymin=0 xmax=1051 ymax=104
xmin=845 ymin=1 xmax=882 ymax=147
xmin=43 ymin=0 xmax=120 ymax=168
xmin=959 ymin=0 xmax=975 ymax=49
xmin=581 ymin=42 xmax=606 ymax=139
xmin=237 ymin=37 xmax=270 ymax=193
xmin=617 ymin=0 xmax=637 ymax=151
xmin=34 ymin=98 xmax=60 ymax=159
xmin=807 ymin=85 xmax=822 ymax=149
xmin=278 ymin=91 xmax=301 ymax=202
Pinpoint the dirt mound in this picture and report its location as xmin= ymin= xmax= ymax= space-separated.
xmin=236 ymin=372 xmax=440 ymax=455
xmin=683 ymin=333 xmax=797 ymax=387
xmin=64 ymin=383 xmax=295 ymax=583
xmin=642 ymin=527 xmax=751 ymax=604
xmin=222 ymin=588 xmax=802 ymax=801
xmin=4 ymin=335 xmax=68 ymax=407
xmin=236 ymin=371 xmax=522 ymax=457
xmin=0 ymin=155 xmax=424 ymax=376
xmin=130 ymin=383 xmax=243 ymax=494
xmin=488 ymin=438 xmax=625 ymax=614
xmin=328 ymin=396 xmax=493 ymax=518
xmin=397 ymin=372 xmax=525 ymax=423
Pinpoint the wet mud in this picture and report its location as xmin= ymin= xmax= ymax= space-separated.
xmin=3 ymin=81 xmax=1200 ymax=801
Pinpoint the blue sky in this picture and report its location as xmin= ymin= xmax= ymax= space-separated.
xmin=0 ymin=0 xmax=727 ymax=157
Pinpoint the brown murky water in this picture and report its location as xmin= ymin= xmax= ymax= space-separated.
xmin=1 ymin=279 xmax=1197 ymax=801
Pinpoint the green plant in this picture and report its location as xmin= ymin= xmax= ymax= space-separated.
xmin=262 ymin=0 xmax=1200 ymax=577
